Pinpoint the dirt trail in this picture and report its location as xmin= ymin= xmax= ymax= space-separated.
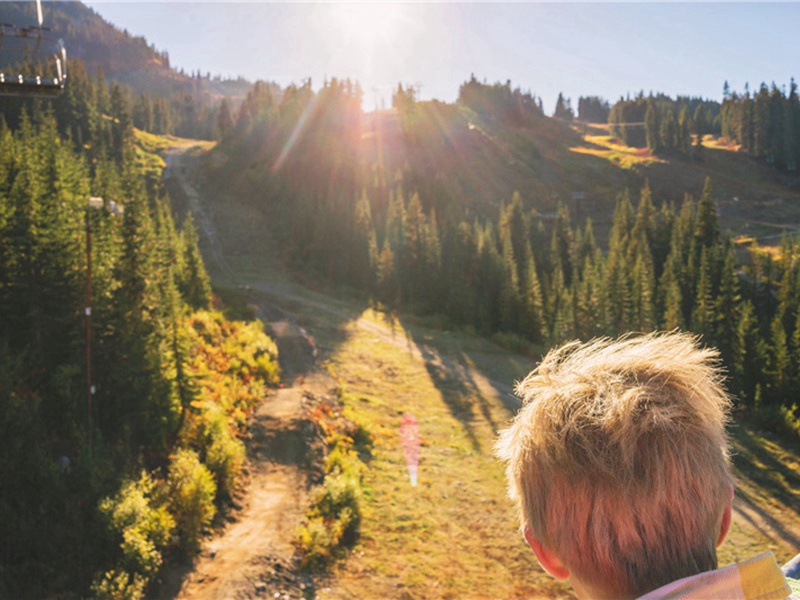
xmin=176 ymin=387 xmax=309 ymax=599
xmin=165 ymin=146 xmax=329 ymax=599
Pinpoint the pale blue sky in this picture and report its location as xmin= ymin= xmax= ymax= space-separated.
xmin=83 ymin=2 xmax=800 ymax=112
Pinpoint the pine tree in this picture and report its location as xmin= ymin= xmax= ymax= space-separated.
xmin=691 ymin=247 xmax=715 ymax=339
xmin=632 ymin=238 xmax=656 ymax=331
xmin=768 ymin=312 xmax=790 ymax=405
xmin=180 ymin=214 xmax=212 ymax=310
xmin=215 ymin=98 xmax=234 ymax=140
xmin=499 ymin=234 xmax=520 ymax=331
xmin=645 ymin=100 xmax=660 ymax=152
xmin=714 ymin=244 xmax=741 ymax=363
xmin=677 ymin=106 xmax=692 ymax=154
xmin=735 ymin=300 xmax=764 ymax=405
xmin=553 ymin=93 xmax=574 ymax=121
xmin=521 ymin=253 xmax=545 ymax=342
xmin=695 ymin=177 xmax=719 ymax=248
xmin=376 ymin=239 xmax=397 ymax=306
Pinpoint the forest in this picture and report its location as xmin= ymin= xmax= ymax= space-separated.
xmin=0 ymin=62 xmax=280 ymax=598
xmin=216 ymin=77 xmax=800 ymax=437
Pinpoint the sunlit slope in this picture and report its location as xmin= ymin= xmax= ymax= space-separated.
xmin=365 ymin=107 xmax=800 ymax=240
xmin=359 ymin=105 xmax=627 ymax=222
xmin=209 ymin=97 xmax=800 ymax=245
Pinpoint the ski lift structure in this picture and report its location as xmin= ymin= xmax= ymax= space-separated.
xmin=0 ymin=0 xmax=66 ymax=97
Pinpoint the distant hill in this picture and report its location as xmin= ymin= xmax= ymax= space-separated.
xmin=0 ymin=1 xmax=254 ymax=99
xmin=211 ymin=82 xmax=800 ymax=244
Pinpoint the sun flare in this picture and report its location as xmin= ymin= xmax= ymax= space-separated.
xmin=329 ymin=3 xmax=405 ymax=50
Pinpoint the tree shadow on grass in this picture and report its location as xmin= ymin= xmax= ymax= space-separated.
xmin=733 ymin=487 xmax=800 ymax=549
xmin=731 ymin=425 xmax=800 ymax=520
xmin=406 ymin=328 xmax=525 ymax=453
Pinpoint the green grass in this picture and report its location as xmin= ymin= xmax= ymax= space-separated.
xmin=302 ymin=305 xmax=800 ymax=598
xmin=316 ymin=309 xmax=571 ymax=599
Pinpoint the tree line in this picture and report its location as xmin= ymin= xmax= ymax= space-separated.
xmin=721 ymin=80 xmax=800 ymax=171
xmin=608 ymin=93 xmax=720 ymax=153
xmin=0 ymin=97 xmax=279 ymax=597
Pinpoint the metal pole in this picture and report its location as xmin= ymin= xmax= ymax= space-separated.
xmin=85 ymin=207 xmax=93 ymax=437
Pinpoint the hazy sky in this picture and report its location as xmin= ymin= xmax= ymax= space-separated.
xmin=83 ymin=2 xmax=800 ymax=112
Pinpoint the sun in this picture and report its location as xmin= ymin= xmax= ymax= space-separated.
xmin=329 ymin=3 xmax=406 ymax=50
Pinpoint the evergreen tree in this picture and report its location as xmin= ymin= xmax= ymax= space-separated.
xmin=677 ymin=106 xmax=692 ymax=154
xmin=553 ymin=92 xmax=574 ymax=121
xmin=645 ymin=100 xmax=660 ymax=152
xmin=179 ymin=214 xmax=212 ymax=310
xmin=691 ymin=247 xmax=715 ymax=339
xmin=695 ymin=177 xmax=719 ymax=248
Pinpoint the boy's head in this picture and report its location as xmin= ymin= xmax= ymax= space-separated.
xmin=495 ymin=333 xmax=733 ymax=598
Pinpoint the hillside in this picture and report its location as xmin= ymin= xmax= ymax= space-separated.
xmin=0 ymin=1 xmax=253 ymax=98
xmin=167 ymin=140 xmax=800 ymax=599
xmin=368 ymin=106 xmax=800 ymax=240
xmin=210 ymin=89 xmax=800 ymax=247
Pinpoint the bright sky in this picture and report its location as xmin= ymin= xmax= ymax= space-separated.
xmin=83 ymin=1 xmax=800 ymax=112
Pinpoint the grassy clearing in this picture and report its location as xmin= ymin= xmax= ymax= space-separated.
xmin=288 ymin=303 xmax=800 ymax=598
xmin=133 ymin=129 xmax=215 ymax=181
xmin=314 ymin=310 xmax=571 ymax=599
xmin=569 ymin=134 xmax=667 ymax=170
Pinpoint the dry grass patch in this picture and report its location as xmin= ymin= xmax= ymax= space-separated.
xmin=570 ymin=134 xmax=666 ymax=170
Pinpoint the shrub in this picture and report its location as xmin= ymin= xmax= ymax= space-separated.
xmin=95 ymin=473 xmax=175 ymax=599
xmin=91 ymin=569 xmax=147 ymax=600
xmin=167 ymin=449 xmax=217 ymax=553
xmin=204 ymin=414 xmax=246 ymax=499
xmin=294 ymin=397 xmax=371 ymax=568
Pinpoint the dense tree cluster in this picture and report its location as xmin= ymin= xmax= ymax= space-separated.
xmin=0 ymin=58 xmax=236 ymax=145
xmin=577 ymin=96 xmax=610 ymax=123
xmin=219 ymin=83 xmax=800 ymax=436
xmin=721 ymin=80 xmax=800 ymax=171
xmin=0 ymin=94 xmax=277 ymax=596
xmin=609 ymin=93 xmax=719 ymax=154
xmin=458 ymin=75 xmax=544 ymax=124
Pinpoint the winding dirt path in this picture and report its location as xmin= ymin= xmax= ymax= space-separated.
xmin=176 ymin=387 xmax=309 ymax=599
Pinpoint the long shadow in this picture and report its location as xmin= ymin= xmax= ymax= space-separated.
xmin=415 ymin=341 xmax=484 ymax=451
xmin=734 ymin=487 xmax=800 ymax=548
xmin=403 ymin=325 xmax=531 ymax=454
xmin=731 ymin=425 xmax=800 ymax=519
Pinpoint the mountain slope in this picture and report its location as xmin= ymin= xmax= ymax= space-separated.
xmin=0 ymin=1 xmax=251 ymax=98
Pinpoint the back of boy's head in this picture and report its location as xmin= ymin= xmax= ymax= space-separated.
xmin=495 ymin=332 xmax=733 ymax=597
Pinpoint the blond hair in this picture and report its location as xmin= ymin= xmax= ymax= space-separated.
xmin=495 ymin=332 xmax=732 ymax=596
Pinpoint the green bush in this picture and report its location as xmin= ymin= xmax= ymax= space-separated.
xmin=295 ymin=401 xmax=371 ymax=568
xmin=294 ymin=517 xmax=337 ymax=566
xmin=199 ymin=405 xmax=246 ymax=499
xmin=167 ymin=449 xmax=217 ymax=553
xmin=91 ymin=569 xmax=147 ymax=600
xmin=95 ymin=473 xmax=174 ymax=599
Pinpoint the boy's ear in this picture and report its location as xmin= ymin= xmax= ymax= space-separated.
xmin=717 ymin=485 xmax=734 ymax=547
xmin=524 ymin=527 xmax=570 ymax=580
